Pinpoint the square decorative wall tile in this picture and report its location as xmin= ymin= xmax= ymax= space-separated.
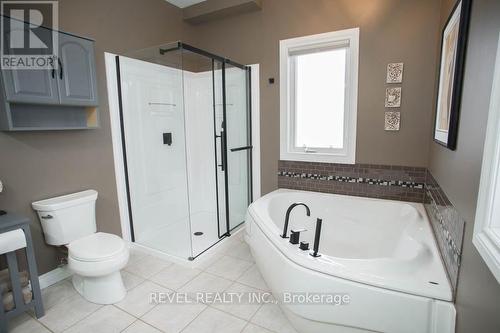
xmin=385 ymin=87 xmax=402 ymax=107
xmin=384 ymin=111 xmax=400 ymax=131
xmin=387 ymin=62 xmax=404 ymax=83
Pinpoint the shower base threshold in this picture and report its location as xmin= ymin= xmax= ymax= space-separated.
xmin=129 ymin=225 xmax=245 ymax=268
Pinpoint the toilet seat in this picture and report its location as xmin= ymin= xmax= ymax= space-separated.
xmin=69 ymin=232 xmax=126 ymax=262
xmin=68 ymin=232 xmax=129 ymax=278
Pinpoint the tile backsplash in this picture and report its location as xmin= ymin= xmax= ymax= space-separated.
xmin=424 ymin=171 xmax=465 ymax=294
xmin=277 ymin=160 xmax=465 ymax=297
xmin=278 ymin=160 xmax=426 ymax=202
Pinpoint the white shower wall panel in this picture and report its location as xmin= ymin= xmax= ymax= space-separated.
xmin=119 ymin=57 xmax=191 ymax=258
xmin=184 ymin=71 xmax=218 ymax=216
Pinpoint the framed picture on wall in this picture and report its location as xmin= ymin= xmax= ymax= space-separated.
xmin=433 ymin=0 xmax=472 ymax=150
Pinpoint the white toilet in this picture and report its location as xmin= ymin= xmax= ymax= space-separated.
xmin=32 ymin=190 xmax=129 ymax=304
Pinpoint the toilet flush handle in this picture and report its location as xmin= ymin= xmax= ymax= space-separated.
xmin=41 ymin=215 xmax=53 ymax=219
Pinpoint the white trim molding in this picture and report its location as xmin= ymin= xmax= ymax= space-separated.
xmin=473 ymin=32 xmax=500 ymax=284
xmin=39 ymin=266 xmax=72 ymax=289
xmin=279 ymin=28 xmax=359 ymax=164
xmin=250 ymin=64 xmax=261 ymax=200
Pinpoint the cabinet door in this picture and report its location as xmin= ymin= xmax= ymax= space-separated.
xmin=1 ymin=19 xmax=59 ymax=104
xmin=2 ymin=67 xmax=60 ymax=104
xmin=57 ymin=33 xmax=98 ymax=106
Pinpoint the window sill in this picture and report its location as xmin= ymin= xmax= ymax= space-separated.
xmin=280 ymin=151 xmax=355 ymax=164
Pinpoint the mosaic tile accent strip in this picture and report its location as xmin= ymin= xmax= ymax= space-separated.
xmin=278 ymin=171 xmax=423 ymax=188
xmin=278 ymin=161 xmax=426 ymax=202
xmin=424 ymin=171 xmax=465 ymax=295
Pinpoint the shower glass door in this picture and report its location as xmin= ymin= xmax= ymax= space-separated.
xmin=213 ymin=59 xmax=228 ymax=238
xmin=181 ymin=49 xmax=224 ymax=257
xmin=117 ymin=42 xmax=252 ymax=260
xmin=223 ymin=63 xmax=252 ymax=231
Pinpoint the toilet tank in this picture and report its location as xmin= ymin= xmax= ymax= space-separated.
xmin=32 ymin=190 xmax=98 ymax=246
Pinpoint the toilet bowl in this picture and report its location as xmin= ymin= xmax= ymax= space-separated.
xmin=32 ymin=190 xmax=129 ymax=304
xmin=68 ymin=232 xmax=129 ymax=304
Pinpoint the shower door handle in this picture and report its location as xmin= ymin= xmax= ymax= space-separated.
xmin=230 ymin=145 xmax=252 ymax=152
xmin=216 ymin=133 xmax=226 ymax=171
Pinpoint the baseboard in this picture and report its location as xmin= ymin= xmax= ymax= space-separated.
xmin=38 ymin=266 xmax=72 ymax=289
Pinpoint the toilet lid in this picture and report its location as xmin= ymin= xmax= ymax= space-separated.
xmin=68 ymin=232 xmax=126 ymax=262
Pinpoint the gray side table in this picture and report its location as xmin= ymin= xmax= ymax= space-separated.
xmin=0 ymin=214 xmax=44 ymax=333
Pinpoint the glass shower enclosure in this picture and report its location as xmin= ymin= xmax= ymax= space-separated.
xmin=115 ymin=42 xmax=252 ymax=260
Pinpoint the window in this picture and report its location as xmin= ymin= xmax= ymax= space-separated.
xmin=280 ymin=28 xmax=359 ymax=163
xmin=473 ymin=32 xmax=500 ymax=284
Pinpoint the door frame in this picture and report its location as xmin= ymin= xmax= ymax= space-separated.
xmin=105 ymin=52 xmax=261 ymax=243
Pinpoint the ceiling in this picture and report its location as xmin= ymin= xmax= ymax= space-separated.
xmin=165 ymin=0 xmax=206 ymax=8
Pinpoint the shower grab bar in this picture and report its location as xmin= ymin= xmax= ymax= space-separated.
xmin=148 ymin=102 xmax=176 ymax=106
xmin=230 ymin=145 xmax=253 ymax=152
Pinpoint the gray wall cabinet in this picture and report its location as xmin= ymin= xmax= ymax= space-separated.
xmin=0 ymin=17 xmax=99 ymax=131
xmin=57 ymin=33 xmax=98 ymax=106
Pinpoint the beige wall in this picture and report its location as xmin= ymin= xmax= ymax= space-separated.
xmin=428 ymin=0 xmax=500 ymax=332
xmin=0 ymin=0 xmax=444 ymax=275
xmin=0 ymin=0 xmax=191 ymax=274
xmin=186 ymin=0 xmax=442 ymax=194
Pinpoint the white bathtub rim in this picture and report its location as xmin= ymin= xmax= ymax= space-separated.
xmin=246 ymin=210 xmax=456 ymax=333
xmin=248 ymin=189 xmax=452 ymax=301
xmin=249 ymin=207 xmax=451 ymax=302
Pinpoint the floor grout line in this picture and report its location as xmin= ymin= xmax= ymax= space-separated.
xmin=119 ymin=318 xmax=164 ymax=333
xmin=58 ymin=301 xmax=104 ymax=333
xmin=119 ymin=318 xmax=137 ymax=333
xmin=32 ymin=313 xmax=56 ymax=333
xmin=177 ymin=303 xmax=210 ymax=333
xmin=158 ymin=266 xmax=204 ymax=292
xmin=111 ymin=302 xmax=148 ymax=320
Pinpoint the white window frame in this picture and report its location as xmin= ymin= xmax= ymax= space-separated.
xmin=473 ymin=32 xmax=500 ymax=284
xmin=280 ymin=28 xmax=359 ymax=164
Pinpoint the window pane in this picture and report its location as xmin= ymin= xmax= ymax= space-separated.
xmin=295 ymin=48 xmax=346 ymax=149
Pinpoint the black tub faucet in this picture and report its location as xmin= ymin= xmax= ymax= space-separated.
xmin=281 ymin=203 xmax=310 ymax=238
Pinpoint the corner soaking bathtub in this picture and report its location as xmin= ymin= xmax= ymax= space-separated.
xmin=245 ymin=189 xmax=455 ymax=333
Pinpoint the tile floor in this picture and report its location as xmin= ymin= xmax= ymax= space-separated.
xmin=8 ymin=231 xmax=298 ymax=333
